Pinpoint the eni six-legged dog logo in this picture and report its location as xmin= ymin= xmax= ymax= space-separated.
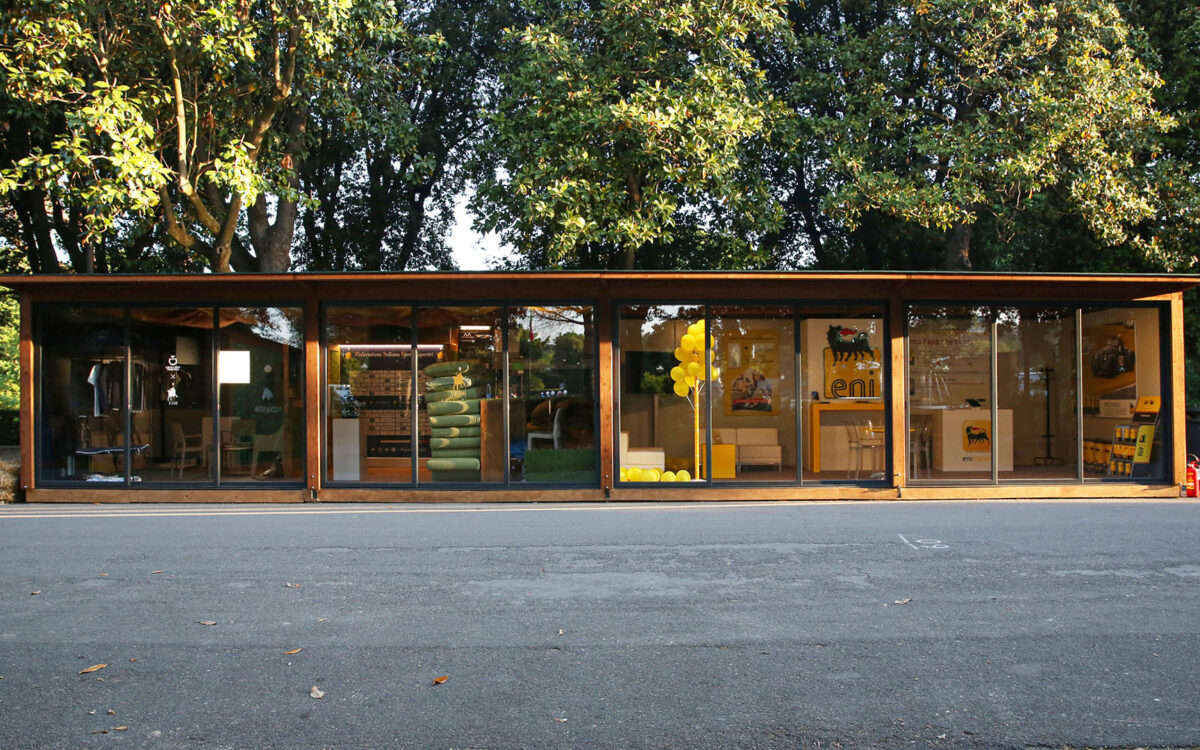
xmin=962 ymin=421 xmax=990 ymax=452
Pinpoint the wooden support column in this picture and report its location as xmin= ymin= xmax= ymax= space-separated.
xmin=598 ymin=293 xmax=614 ymax=492
xmin=1170 ymin=293 xmax=1186 ymax=490
xmin=889 ymin=295 xmax=907 ymax=488
xmin=305 ymin=293 xmax=321 ymax=498
xmin=19 ymin=293 xmax=34 ymax=492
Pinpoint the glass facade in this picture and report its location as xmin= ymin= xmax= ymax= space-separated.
xmin=323 ymin=304 xmax=597 ymax=486
xmin=29 ymin=283 xmax=1176 ymax=495
xmin=37 ymin=304 xmax=302 ymax=486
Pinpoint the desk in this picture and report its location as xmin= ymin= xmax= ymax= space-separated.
xmin=808 ymin=401 xmax=885 ymax=473
xmin=913 ymin=407 xmax=1013 ymax=472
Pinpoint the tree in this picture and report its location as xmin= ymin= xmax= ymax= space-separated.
xmin=812 ymin=0 xmax=1176 ymax=270
xmin=0 ymin=0 xmax=436 ymax=273
xmin=293 ymin=0 xmax=511 ymax=272
xmin=476 ymin=0 xmax=788 ymax=269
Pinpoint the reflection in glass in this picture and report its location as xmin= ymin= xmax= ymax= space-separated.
xmin=324 ymin=307 xmax=415 ymax=484
xmin=907 ymin=306 xmax=993 ymax=481
xmin=996 ymin=307 xmax=1078 ymax=480
xmin=799 ymin=307 xmax=886 ymax=483
xmin=618 ymin=305 xmax=706 ymax=482
xmin=417 ymin=307 xmax=504 ymax=483
xmin=709 ymin=306 xmax=796 ymax=482
xmin=38 ymin=307 xmax=130 ymax=483
xmin=218 ymin=308 xmax=304 ymax=482
xmin=130 ymin=307 xmax=215 ymax=483
xmin=508 ymin=306 xmax=597 ymax=484
xmin=1081 ymin=306 xmax=1163 ymax=480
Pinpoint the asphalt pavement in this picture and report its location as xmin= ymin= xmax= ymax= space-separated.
xmin=0 ymin=499 xmax=1198 ymax=749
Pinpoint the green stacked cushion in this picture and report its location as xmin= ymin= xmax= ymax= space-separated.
xmin=425 ymin=386 xmax=486 ymax=403
xmin=427 ymin=375 xmax=474 ymax=391
xmin=427 ymin=398 xmax=481 ymax=416
xmin=423 ymin=360 xmax=478 ymax=378
xmin=431 ymin=436 xmax=483 ymax=450
xmin=431 ymin=425 xmax=481 ymax=438
xmin=427 ymin=457 xmax=481 ymax=472
xmin=428 ymin=414 xmax=482 ymax=427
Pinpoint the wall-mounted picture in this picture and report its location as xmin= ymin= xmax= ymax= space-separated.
xmin=723 ymin=330 xmax=780 ymax=416
xmin=822 ymin=324 xmax=882 ymax=399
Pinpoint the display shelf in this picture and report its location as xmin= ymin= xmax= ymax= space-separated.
xmin=1106 ymin=397 xmax=1161 ymax=479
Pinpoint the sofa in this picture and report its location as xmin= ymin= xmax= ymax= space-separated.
xmin=619 ymin=431 xmax=665 ymax=471
xmin=713 ymin=427 xmax=783 ymax=471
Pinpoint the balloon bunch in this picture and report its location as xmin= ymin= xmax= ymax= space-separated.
xmin=669 ymin=320 xmax=719 ymax=401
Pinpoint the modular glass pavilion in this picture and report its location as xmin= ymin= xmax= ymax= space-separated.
xmin=3 ymin=271 xmax=1195 ymax=502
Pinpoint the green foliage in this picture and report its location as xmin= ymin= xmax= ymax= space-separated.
xmin=814 ymin=0 xmax=1177 ymax=269
xmin=0 ymin=0 xmax=437 ymax=272
xmin=0 ymin=294 xmax=19 ymax=410
xmin=477 ymin=0 xmax=788 ymax=269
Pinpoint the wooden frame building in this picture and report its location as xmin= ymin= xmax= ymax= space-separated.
xmin=2 ymin=271 xmax=1195 ymax=503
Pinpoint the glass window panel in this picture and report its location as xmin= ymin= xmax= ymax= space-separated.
xmin=618 ymin=304 xmax=706 ymax=482
xmin=417 ymin=307 xmax=503 ymax=484
xmin=218 ymin=307 xmax=304 ymax=482
xmin=324 ymin=306 xmax=414 ymax=484
xmin=1081 ymin=306 xmax=1164 ymax=480
xmin=907 ymin=306 xmax=992 ymax=481
xmin=996 ymin=307 xmax=1078 ymax=480
xmin=710 ymin=305 xmax=797 ymax=483
xmin=128 ymin=307 xmax=216 ymax=483
xmin=800 ymin=307 xmax=886 ymax=483
xmin=508 ymin=305 xmax=597 ymax=484
xmin=38 ymin=306 xmax=129 ymax=483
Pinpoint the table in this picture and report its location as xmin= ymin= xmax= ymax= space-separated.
xmin=912 ymin=406 xmax=1013 ymax=472
xmin=808 ymin=401 xmax=885 ymax=473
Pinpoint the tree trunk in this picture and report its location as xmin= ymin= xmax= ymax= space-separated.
xmin=944 ymin=220 xmax=974 ymax=271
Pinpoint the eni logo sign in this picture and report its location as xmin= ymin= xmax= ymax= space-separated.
xmin=962 ymin=420 xmax=990 ymax=452
xmin=822 ymin=326 xmax=881 ymax=399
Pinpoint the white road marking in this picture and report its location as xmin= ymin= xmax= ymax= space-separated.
xmin=900 ymin=533 xmax=949 ymax=549
xmin=898 ymin=533 xmax=920 ymax=549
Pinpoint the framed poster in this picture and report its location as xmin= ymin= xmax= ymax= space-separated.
xmin=822 ymin=324 xmax=882 ymax=399
xmin=723 ymin=330 xmax=780 ymax=416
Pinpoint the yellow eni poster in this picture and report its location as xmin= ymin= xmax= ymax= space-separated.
xmin=724 ymin=330 xmax=780 ymax=416
xmin=822 ymin=325 xmax=881 ymax=399
xmin=962 ymin=421 xmax=991 ymax=452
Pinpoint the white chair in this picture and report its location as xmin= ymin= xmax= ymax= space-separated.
xmin=250 ymin=426 xmax=285 ymax=478
xmin=845 ymin=420 xmax=885 ymax=479
xmin=171 ymin=422 xmax=204 ymax=478
xmin=528 ymin=403 xmax=566 ymax=450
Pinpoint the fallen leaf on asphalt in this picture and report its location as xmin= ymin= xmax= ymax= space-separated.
xmin=98 ymin=573 xmax=108 ymax=577
xmin=88 ymin=711 xmax=96 ymax=715
xmin=894 ymin=598 xmax=912 ymax=605
xmin=432 ymin=675 xmax=449 ymax=685
xmin=316 ymin=618 xmax=327 ymax=623
xmin=557 ymin=629 xmax=564 ymax=636
xmin=107 ymin=711 xmax=115 ymax=715
xmin=198 ymin=621 xmax=217 ymax=626
xmin=554 ymin=718 xmax=567 ymax=723
xmin=309 ymin=686 xmax=325 ymax=699
xmin=151 ymin=570 xmax=164 ymax=575
xmin=129 ymin=658 xmax=137 ymax=662
xmin=91 ymin=730 xmax=108 ymax=735
xmin=113 ymin=726 xmax=129 ymax=731
xmin=285 ymin=582 xmax=300 ymax=588
xmin=79 ymin=664 xmax=107 ymax=674
xmin=285 ymin=648 xmax=302 ymax=655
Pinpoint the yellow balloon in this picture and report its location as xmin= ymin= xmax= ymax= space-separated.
xmin=688 ymin=322 xmax=703 ymax=336
xmin=674 ymin=347 xmax=688 ymax=362
xmin=661 ymin=471 xmax=676 ymax=482
xmin=628 ymin=467 xmax=642 ymax=481
xmin=676 ymin=469 xmax=692 ymax=482
xmin=710 ymin=366 xmax=720 ymax=380
xmin=684 ymin=375 xmax=697 ymax=388
xmin=619 ymin=468 xmax=628 ymax=482
xmin=686 ymin=361 xmax=701 ymax=377
xmin=673 ymin=380 xmax=689 ymax=397
xmin=680 ymin=334 xmax=695 ymax=351
xmin=670 ymin=366 xmax=684 ymax=381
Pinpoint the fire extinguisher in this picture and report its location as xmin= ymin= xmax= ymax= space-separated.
xmin=1187 ymin=455 xmax=1200 ymax=498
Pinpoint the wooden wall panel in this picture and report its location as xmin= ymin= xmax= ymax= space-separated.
xmin=19 ymin=293 xmax=33 ymax=492
xmin=1171 ymin=293 xmax=1186 ymax=490
xmin=305 ymin=294 xmax=321 ymax=496
xmin=889 ymin=297 xmax=906 ymax=486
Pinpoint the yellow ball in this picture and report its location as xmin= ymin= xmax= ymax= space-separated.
xmin=675 ymin=469 xmax=691 ymax=482
xmin=661 ymin=471 xmax=676 ymax=482
xmin=673 ymin=380 xmax=689 ymax=397
xmin=646 ymin=468 xmax=662 ymax=481
xmin=627 ymin=467 xmax=642 ymax=481
xmin=619 ymin=468 xmax=628 ymax=482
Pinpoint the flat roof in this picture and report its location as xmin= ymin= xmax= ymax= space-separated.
xmin=1 ymin=270 xmax=1196 ymax=303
